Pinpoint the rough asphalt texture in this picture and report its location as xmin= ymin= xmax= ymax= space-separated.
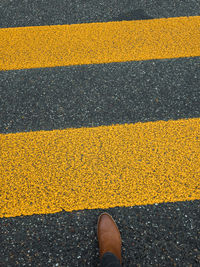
xmin=1 ymin=57 xmax=200 ymax=134
xmin=0 ymin=0 xmax=200 ymax=28
xmin=1 ymin=201 xmax=200 ymax=266
xmin=0 ymin=0 xmax=200 ymax=266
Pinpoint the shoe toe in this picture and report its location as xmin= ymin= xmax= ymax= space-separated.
xmin=97 ymin=213 xmax=122 ymax=264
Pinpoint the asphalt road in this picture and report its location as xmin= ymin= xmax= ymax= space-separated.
xmin=0 ymin=0 xmax=200 ymax=266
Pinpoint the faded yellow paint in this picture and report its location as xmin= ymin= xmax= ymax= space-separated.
xmin=1 ymin=16 xmax=200 ymax=71
xmin=0 ymin=118 xmax=200 ymax=218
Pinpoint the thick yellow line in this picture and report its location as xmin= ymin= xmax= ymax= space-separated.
xmin=1 ymin=16 xmax=200 ymax=71
xmin=0 ymin=118 xmax=200 ymax=218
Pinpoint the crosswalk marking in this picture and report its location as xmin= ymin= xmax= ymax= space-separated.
xmin=1 ymin=16 xmax=200 ymax=71
xmin=0 ymin=118 xmax=200 ymax=218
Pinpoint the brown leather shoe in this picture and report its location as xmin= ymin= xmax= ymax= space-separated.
xmin=97 ymin=212 xmax=122 ymax=264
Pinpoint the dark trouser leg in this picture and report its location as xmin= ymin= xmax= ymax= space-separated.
xmin=100 ymin=252 xmax=121 ymax=267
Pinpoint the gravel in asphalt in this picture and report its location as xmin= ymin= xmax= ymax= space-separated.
xmin=1 ymin=200 xmax=200 ymax=266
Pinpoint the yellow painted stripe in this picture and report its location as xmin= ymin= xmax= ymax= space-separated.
xmin=0 ymin=118 xmax=200 ymax=218
xmin=1 ymin=16 xmax=200 ymax=71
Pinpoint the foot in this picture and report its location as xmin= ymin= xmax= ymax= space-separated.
xmin=97 ymin=212 xmax=122 ymax=264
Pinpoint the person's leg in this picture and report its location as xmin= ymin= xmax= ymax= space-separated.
xmin=100 ymin=251 xmax=121 ymax=267
xmin=97 ymin=213 xmax=122 ymax=266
